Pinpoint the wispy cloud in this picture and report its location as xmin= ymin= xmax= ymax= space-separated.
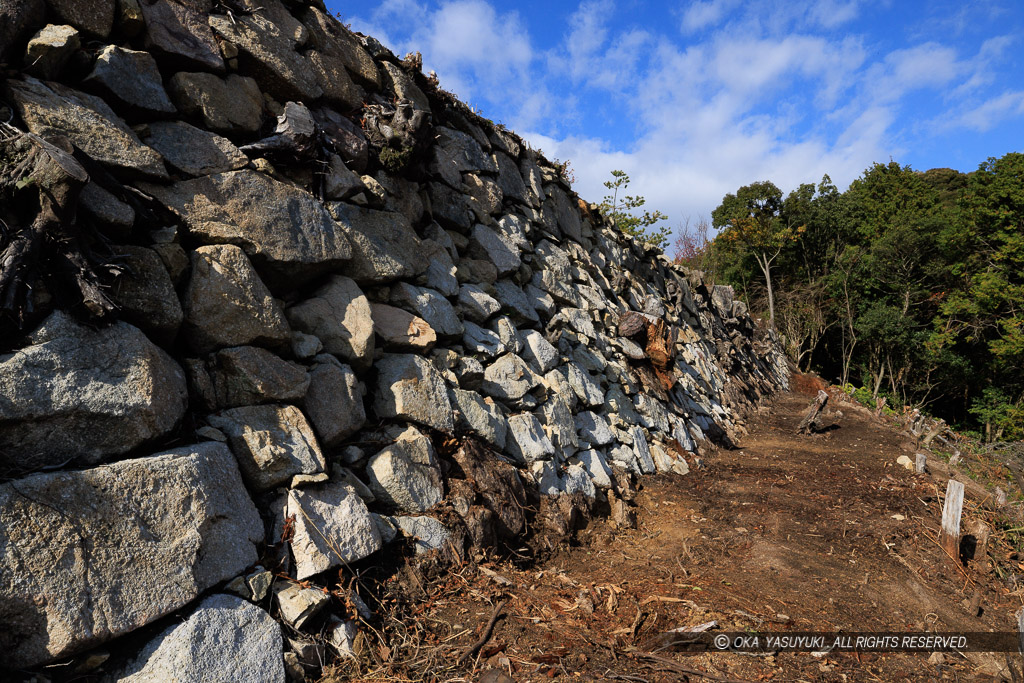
xmin=343 ymin=0 xmax=1024 ymax=232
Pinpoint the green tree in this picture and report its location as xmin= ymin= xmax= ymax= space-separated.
xmin=600 ymin=170 xmax=671 ymax=248
xmin=711 ymin=180 xmax=802 ymax=328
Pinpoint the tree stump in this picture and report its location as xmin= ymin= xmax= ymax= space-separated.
xmin=796 ymin=390 xmax=828 ymax=434
xmin=0 ymin=123 xmax=113 ymax=328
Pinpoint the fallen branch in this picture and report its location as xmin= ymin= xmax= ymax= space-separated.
xmin=457 ymin=599 xmax=508 ymax=666
xmin=634 ymin=651 xmax=757 ymax=683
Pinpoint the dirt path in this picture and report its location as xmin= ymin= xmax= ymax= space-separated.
xmin=342 ymin=386 xmax=1024 ymax=682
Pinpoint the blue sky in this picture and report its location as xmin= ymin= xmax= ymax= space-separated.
xmin=330 ymin=0 xmax=1024 ymax=232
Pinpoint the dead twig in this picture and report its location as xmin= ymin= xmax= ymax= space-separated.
xmin=457 ymin=599 xmax=508 ymax=666
xmin=634 ymin=651 xmax=756 ymax=683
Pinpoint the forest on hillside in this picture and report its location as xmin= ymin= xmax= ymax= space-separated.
xmin=673 ymin=152 xmax=1024 ymax=441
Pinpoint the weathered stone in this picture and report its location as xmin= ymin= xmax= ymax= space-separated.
xmin=326 ymin=616 xmax=359 ymax=658
xmin=303 ymin=358 xmax=366 ymax=447
xmin=306 ymin=45 xmax=362 ymax=110
xmin=562 ymin=308 xmax=597 ymax=339
xmin=430 ymin=126 xmax=496 ymax=187
xmin=711 ymin=285 xmax=734 ymax=318
xmin=371 ymin=513 xmax=399 ymax=544
xmin=208 ymin=346 xmax=308 ymax=408
xmin=1 ymin=0 xmax=45 ymax=61
xmin=505 ymin=413 xmax=555 ymax=464
xmin=543 ymin=367 xmax=578 ymax=411
xmin=85 ymin=44 xmax=174 ymax=114
xmin=455 ymin=356 xmax=485 ymax=390
xmin=332 ymin=465 xmax=375 ymax=503
xmin=328 ymin=203 xmax=427 ymax=283
xmin=394 ymin=515 xmax=451 ymax=554
xmin=145 ymin=171 xmax=352 ymax=281
xmin=117 ymin=595 xmax=284 ymax=683
xmin=572 ymin=450 xmax=613 ymax=488
xmin=497 ymin=213 xmax=530 ymax=252
xmin=575 ymin=411 xmax=615 ymax=446
xmin=381 ymin=61 xmax=430 ymax=111
xmin=287 ymin=481 xmax=383 ymax=580
xmin=604 ymin=384 xmax=643 ymax=427
xmin=465 ymin=174 xmax=503 ymax=217
xmin=0 ymin=312 xmax=187 ymax=476
xmin=208 ymin=404 xmax=326 ymax=491
xmin=290 ymin=332 xmax=322 ymax=360
xmin=79 ymin=181 xmax=135 ymax=233
xmin=275 ymin=583 xmax=329 ymax=631
xmin=631 ymin=426 xmax=657 ymax=474
xmin=614 ymin=336 xmax=646 ymax=361
xmin=139 ymin=0 xmax=224 ymax=71
xmin=458 ymin=258 xmax=499 ymax=285
xmin=520 ymin=155 xmax=546 ymax=206
xmin=24 ymin=24 xmax=79 ymax=79
xmin=286 ymin=275 xmax=374 ymax=369
xmin=493 ymin=151 xmax=529 ymax=205
xmin=493 ymin=279 xmax=539 ymax=324
xmin=390 ymin=283 xmax=464 ymax=338
xmin=463 ymin=321 xmax=505 ymax=357
xmin=543 ymin=186 xmax=582 ymax=242
xmin=182 ymin=245 xmax=290 ymax=354
xmin=109 ymin=244 xmax=184 ymax=342
xmin=167 ymin=71 xmax=263 ymax=134
xmin=366 ymin=427 xmax=444 ymax=512
xmin=483 ymin=353 xmax=545 ymax=405
xmin=563 ymin=462 xmax=596 ymax=499
xmin=635 ymin=393 xmax=670 ymax=433
xmin=417 ymin=238 xmax=460 ymax=297
xmin=298 ymin=6 xmax=380 ymax=88
xmin=209 ymin=11 xmax=322 ymax=102
xmin=46 ymin=0 xmax=113 ymax=36
xmin=492 ymin=316 xmax=521 ymax=355
xmin=374 ymin=354 xmax=454 ymax=432
xmin=427 ymin=181 xmax=475 ymax=231
xmin=520 ymin=329 xmax=559 ymax=374
xmin=565 ymin=361 xmax=604 ymax=407
xmin=470 ymin=223 xmax=521 ymax=276
xmin=323 ymin=154 xmax=365 ymax=201
xmin=0 ymin=442 xmax=262 ymax=667
xmin=525 ymin=283 xmax=556 ymax=318
xmin=531 ymin=460 xmax=561 ymax=496
xmin=143 ymin=120 xmax=248 ymax=176
xmin=449 ymin=388 xmax=507 ymax=449
xmin=539 ymin=394 xmax=578 ymax=458
xmin=7 ymin=77 xmax=167 ymax=179
xmin=371 ymin=302 xmax=436 ymax=352
xmin=458 ymin=284 xmax=501 ymax=323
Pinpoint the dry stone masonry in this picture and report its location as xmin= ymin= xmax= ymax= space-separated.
xmin=0 ymin=0 xmax=788 ymax=678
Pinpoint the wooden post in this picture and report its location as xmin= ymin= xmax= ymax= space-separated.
xmin=915 ymin=453 xmax=927 ymax=474
xmin=1016 ymin=608 xmax=1024 ymax=657
xmin=968 ymin=519 xmax=991 ymax=575
xmin=940 ymin=480 xmax=965 ymax=563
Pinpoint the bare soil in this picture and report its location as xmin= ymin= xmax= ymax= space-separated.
xmin=334 ymin=380 xmax=1024 ymax=682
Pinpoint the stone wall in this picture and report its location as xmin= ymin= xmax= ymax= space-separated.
xmin=0 ymin=0 xmax=789 ymax=677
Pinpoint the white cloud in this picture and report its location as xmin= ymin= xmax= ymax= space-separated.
xmin=681 ymin=0 xmax=738 ymax=33
xmin=808 ymin=0 xmax=862 ymax=29
xmin=947 ymin=91 xmax=1024 ymax=132
xmin=344 ymin=0 xmax=1024 ymax=238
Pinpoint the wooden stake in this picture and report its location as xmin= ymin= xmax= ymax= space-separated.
xmin=940 ymin=480 xmax=964 ymax=564
xmin=915 ymin=453 xmax=927 ymax=474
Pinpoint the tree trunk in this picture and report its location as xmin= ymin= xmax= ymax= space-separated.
xmin=0 ymin=127 xmax=111 ymax=325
